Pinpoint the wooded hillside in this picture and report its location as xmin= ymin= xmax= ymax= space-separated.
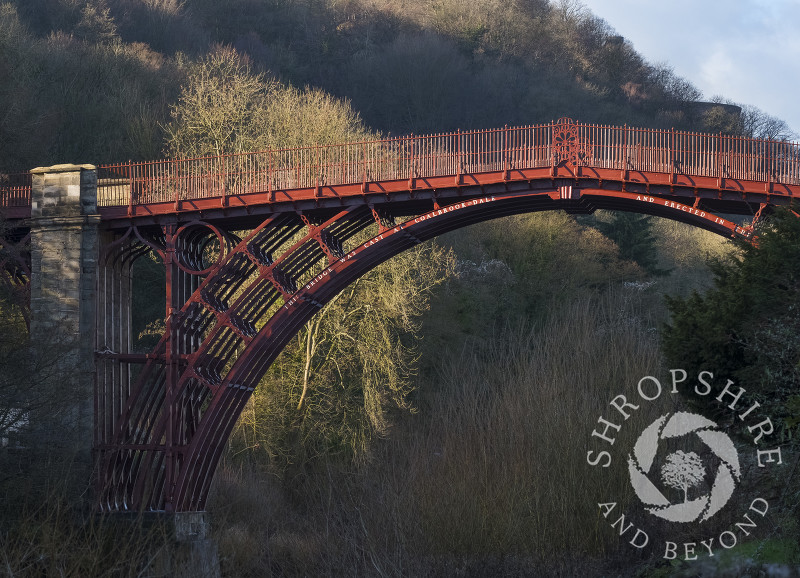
xmin=0 ymin=0 xmax=790 ymax=173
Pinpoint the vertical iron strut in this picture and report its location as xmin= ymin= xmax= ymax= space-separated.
xmin=163 ymin=222 xmax=179 ymax=512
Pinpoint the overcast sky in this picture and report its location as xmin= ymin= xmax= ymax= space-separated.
xmin=579 ymin=0 xmax=800 ymax=139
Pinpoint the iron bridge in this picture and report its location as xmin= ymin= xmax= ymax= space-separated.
xmin=1 ymin=118 xmax=798 ymax=512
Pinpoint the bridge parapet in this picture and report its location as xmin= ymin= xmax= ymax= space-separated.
xmin=4 ymin=121 xmax=800 ymax=223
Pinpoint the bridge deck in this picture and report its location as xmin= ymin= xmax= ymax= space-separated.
xmin=3 ymin=120 xmax=799 ymax=224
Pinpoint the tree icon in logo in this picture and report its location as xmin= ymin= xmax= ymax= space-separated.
xmin=628 ymin=412 xmax=741 ymax=523
xmin=661 ymin=450 xmax=705 ymax=503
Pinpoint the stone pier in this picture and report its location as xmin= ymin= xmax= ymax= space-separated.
xmin=28 ymin=164 xmax=100 ymax=498
xmin=26 ymin=165 xmax=220 ymax=576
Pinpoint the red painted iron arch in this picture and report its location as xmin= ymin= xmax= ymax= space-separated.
xmin=96 ymin=182 xmax=757 ymax=513
xmin=7 ymin=119 xmax=797 ymax=511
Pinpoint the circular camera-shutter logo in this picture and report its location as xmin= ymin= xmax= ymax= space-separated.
xmin=627 ymin=411 xmax=741 ymax=523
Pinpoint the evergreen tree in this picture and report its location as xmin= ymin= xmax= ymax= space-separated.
xmin=596 ymin=211 xmax=669 ymax=276
xmin=663 ymin=209 xmax=800 ymax=433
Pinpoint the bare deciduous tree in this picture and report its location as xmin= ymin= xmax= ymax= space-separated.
xmin=163 ymin=46 xmax=373 ymax=159
xmin=233 ymin=240 xmax=456 ymax=470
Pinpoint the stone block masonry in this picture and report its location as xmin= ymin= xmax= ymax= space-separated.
xmin=28 ymin=164 xmax=100 ymax=501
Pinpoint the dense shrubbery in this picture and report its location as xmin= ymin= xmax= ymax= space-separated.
xmin=0 ymin=3 xmax=177 ymax=168
xmin=663 ymin=209 xmax=800 ymax=434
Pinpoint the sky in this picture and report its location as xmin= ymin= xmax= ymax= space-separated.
xmin=579 ymin=0 xmax=800 ymax=138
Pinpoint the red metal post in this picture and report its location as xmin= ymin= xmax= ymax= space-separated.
xmin=766 ymin=140 xmax=773 ymax=193
xmin=670 ymin=127 xmax=676 ymax=185
xmin=362 ymin=142 xmax=367 ymax=193
xmin=163 ymin=223 xmax=179 ymax=512
xmin=268 ymin=150 xmax=274 ymax=201
xmin=315 ymin=144 xmax=321 ymax=198
xmin=550 ymin=120 xmax=556 ymax=178
xmin=221 ymin=155 xmax=228 ymax=207
xmin=173 ymin=159 xmax=180 ymax=212
xmin=622 ymin=124 xmax=628 ymax=182
xmin=408 ymin=135 xmax=415 ymax=191
xmin=127 ymin=161 xmax=133 ymax=217
xmin=455 ymin=129 xmax=462 ymax=185
xmin=504 ymin=125 xmax=510 ymax=181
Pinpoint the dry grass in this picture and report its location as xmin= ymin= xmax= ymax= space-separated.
xmin=209 ymin=287 xmax=678 ymax=575
xmin=0 ymin=501 xmax=173 ymax=577
xmin=206 ymin=211 xmax=738 ymax=575
xmin=393 ymin=290 xmax=669 ymax=559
